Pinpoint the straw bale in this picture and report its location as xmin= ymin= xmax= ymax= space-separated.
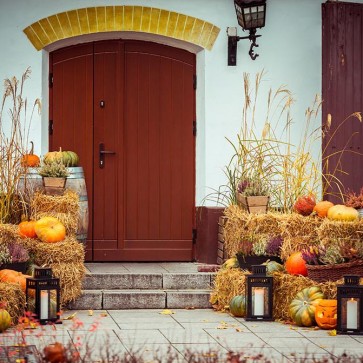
xmin=30 ymin=191 xmax=79 ymax=236
xmin=272 ymin=272 xmax=339 ymax=321
xmin=0 ymin=281 xmax=26 ymax=323
xmin=51 ymin=262 xmax=86 ymax=305
xmin=210 ymin=268 xmax=247 ymax=311
xmin=317 ymin=219 xmax=363 ymax=250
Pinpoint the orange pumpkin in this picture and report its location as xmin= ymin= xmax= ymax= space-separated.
xmin=315 ymin=299 xmax=337 ymax=329
xmin=19 ymin=220 xmax=37 ymax=238
xmin=21 ymin=141 xmax=40 ymax=167
xmin=35 ymin=217 xmax=66 ymax=243
xmin=285 ymin=252 xmax=308 ymax=276
xmin=0 ymin=269 xmax=32 ymax=293
xmin=313 ymin=201 xmax=334 ymax=218
xmin=43 ymin=342 xmax=67 ymax=363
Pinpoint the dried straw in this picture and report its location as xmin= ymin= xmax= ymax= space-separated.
xmin=272 ymin=272 xmax=338 ymax=321
xmin=0 ymin=281 xmax=26 ymax=323
xmin=210 ymin=268 xmax=247 ymax=311
xmin=30 ymin=191 xmax=79 ymax=235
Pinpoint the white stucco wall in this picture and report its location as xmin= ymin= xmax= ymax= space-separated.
xmin=1 ymin=0 xmax=356 ymax=205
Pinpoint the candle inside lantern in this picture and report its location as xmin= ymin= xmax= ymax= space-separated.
xmin=346 ymin=298 xmax=358 ymax=330
xmin=40 ymin=290 xmax=49 ymax=320
xmin=254 ymin=288 xmax=265 ymax=316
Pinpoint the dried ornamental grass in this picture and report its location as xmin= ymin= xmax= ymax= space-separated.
xmin=210 ymin=268 xmax=247 ymax=311
xmin=0 ymin=281 xmax=26 ymax=323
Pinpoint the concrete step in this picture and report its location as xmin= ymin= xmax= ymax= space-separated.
xmin=82 ymin=273 xmax=215 ymax=290
xmin=67 ymin=289 xmax=212 ymax=310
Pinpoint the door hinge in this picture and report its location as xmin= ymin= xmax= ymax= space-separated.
xmin=193 ymin=121 xmax=197 ymax=136
xmin=49 ymin=120 xmax=53 ymax=135
xmin=192 ymin=228 xmax=197 ymax=244
xmin=193 ymin=74 xmax=197 ymax=90
xmin=49 ymin=73 xmax=53 ymax=88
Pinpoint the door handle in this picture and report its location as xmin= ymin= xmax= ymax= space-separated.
xmin=99 ymin=143 xmax=115 ymax=169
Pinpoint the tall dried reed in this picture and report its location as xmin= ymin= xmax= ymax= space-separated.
xmin=0 ymin=68 xmax=41 ymax=223
xmin=211 ymin=71 xmax=361 ymax=211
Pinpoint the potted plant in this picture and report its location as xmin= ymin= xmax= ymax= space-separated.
xmin=301 ymin=242 xmax=363 ymax=282
xmin=38 ymin=159 xmax=69 ymax=195
xmin=0 ymin=242 xmax=29 ymax=273
xmin=236 ymin=176 xmax=269 ymax=213
xmin=345 ymin=187 xmax=363 ymax=218
xmin=236 ymin=234 xmax=282 ymax=270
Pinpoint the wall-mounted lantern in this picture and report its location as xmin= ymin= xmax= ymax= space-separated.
xmin=246 ymin=265 xmax=273 ymax=320
xmin=228 ymin=0 xmax=267 ymax=65
xmin=337 ymin=275 xmax=363 ymax=335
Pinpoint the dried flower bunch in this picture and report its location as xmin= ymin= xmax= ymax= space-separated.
xmin=237 ymin=176 xmax=269 ymax=197
xmin=345 ymin=187 xmax=363 ymax=209
xmin=237 ymin=234 xmax=283 ymax=257
xmin=0 ymin=242 xmax=29 ymax=265
xmin=38 ymin=159 xmax=70 ymax=178
xmin=302 ymin=242 xmax=362 ymax=266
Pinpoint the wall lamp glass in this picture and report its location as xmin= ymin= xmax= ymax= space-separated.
xmin=228 ymin=0 xmax=267 ymax=65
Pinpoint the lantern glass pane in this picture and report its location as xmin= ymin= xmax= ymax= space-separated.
xmin=252 ymin=287 xmax=269 ymax=316
xmin=341 ymin=297 xmax=360 ymax=331
xmin=49 ymin=289 xmax=58 ymax=319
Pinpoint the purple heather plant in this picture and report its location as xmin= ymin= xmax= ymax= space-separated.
xmin=265 ymin=235 xmax=283 ymax=256
xmin=237 ymin=179 xmax=251 ymax=194
xmin=7 ymin=242 xmax=29 ymax=263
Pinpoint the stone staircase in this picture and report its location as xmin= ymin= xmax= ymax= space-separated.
xmin=68 ymin=264 xmax=216 ymax=310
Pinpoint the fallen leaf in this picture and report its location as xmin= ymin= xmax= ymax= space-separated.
xmin=328 ymin=329 xmax=337 ymax=336
xmin=235 ymin=328 xmax=243 ymax=332
xmin=62 ymin=312 xmax=77 ymax=320
xmin=185 ymin=306 xmax=195 ymax=310
xmin=217 ymin=326 xmax=228 ymax=329
xmin=159 ymin=309 xmax=174 ymax=315
xmin=88 ymin=310 xmax=94 ymax=316
xmin=100 ymin=312 xmax=108 ymax=317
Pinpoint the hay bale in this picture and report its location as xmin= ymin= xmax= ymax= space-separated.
xmin=30 ymin=191 xmax=79 ymax=235
xmin=210 ymin=268 xmax=247 ymax=311
xmin=51 ymin=262 xmax=86 ymax=305
xmin=272 ymin=272 xmax=338 ymax=321
xmin=0 ymin=281 xmax=26 ymax=323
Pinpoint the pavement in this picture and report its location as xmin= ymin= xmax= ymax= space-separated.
xmin=1 ymin=263 xmax=363 ymax=362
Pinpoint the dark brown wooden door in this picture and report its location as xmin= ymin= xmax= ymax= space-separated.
xmin=322 ymin=2 xmax=363 ymax=201
xmin=50 ymin=40 xmax=195 ymax=261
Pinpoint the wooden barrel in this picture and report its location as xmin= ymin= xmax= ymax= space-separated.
xmin=18 ymin=167 xmax=89 ymax=242
xmin=65 ymin=167 xmax=89 ymax=242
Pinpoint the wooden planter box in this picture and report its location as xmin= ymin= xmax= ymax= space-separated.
xmin=42 ymin=177 xmax=67 ymax=195
xmin=237 ymin=193 xmax=269 ymax=214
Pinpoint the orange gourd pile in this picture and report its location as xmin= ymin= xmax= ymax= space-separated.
xmin=0 ymin=269 xmax=32 ymax=293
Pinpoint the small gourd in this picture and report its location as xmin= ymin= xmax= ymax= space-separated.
xmin=34 ymin=217 xmax=66 ymax=243
xmin=229 ymin=295 xmax=247 ymax=317
xmin=289 ymin=286 xmax=324 ymax=327
xmin=18 ymin=220 xmax=37 ymax=238
xmin=285 ymin=252 xmax=307 ymax=276
xmin=315 ymin=299 xmax=337 ymax=330
xmin=327 ymin=205 xmax=359 ymax=221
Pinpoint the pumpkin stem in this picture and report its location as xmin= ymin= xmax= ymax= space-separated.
xmin=30 ymin=141 xmax=34 ymax=155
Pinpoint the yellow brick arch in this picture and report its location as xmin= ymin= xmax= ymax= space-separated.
xmin=23 ymin=6 xmax=220 ymax=51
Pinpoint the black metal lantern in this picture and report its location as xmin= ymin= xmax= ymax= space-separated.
xmin=228 ymin=0 xmax=267 ymax=64
xmin=337 ymin=275 xmax=363 ymax=335
xmin=246 ymin=265 xmax=273 ymax=320
xmin=26 ymin=267 xmax=61 ymax=325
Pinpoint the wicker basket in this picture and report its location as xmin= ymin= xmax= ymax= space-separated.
xmin=306 ymin=259 xmax=363 ymax=282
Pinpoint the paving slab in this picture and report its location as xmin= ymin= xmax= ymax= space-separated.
xmin=115 ymin=329 xmax=170 ymax=344
xmin=85 ymin=263 xmax=129 ymax=273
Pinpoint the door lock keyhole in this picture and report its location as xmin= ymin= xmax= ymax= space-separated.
xmin=100 ymin=100 xmax=105 ymax=108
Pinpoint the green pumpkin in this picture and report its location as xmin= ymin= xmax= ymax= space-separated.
xmin=289 ymin=286 xmax=324 ymax=327
xmin=44 ymin=148 xmax=79 ymax=167
xmin=0 ymin=308 xmax=11 ymax=332
xmin=229 ymin=295 xmax=247 ymax=317
xmin=265 ymin=261 xmax=285 ymax=276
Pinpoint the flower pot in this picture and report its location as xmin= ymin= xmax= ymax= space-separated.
xmin=42 ymin=177 xmax=67 ymax=195
xmin=237 ymin=193 xmax=269 ymax=213
xmin=236 ymin=254 xmax=282 ymax=271
xmin=0 ymin=261 xmax=28 ymax=273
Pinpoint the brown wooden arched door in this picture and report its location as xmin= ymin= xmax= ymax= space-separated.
xmin=49 ymin=40 xmax=196 ymax=261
